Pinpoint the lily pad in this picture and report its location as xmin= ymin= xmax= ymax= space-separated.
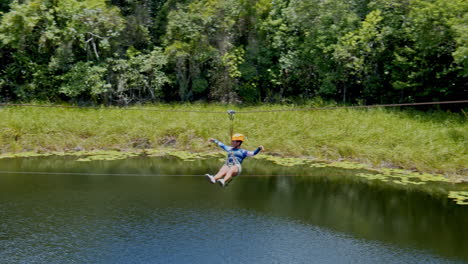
xmin=392 ymin=180 xmax=408 ymax=185
xmin=0 ymin=152 xmax=53 ymax=159
xmin=356 ymin=173 xmax=388 ymax=181
xmin=328 ymin=161 xmax=367 ymax=170
xmin=255 ymin=155 xmax=311 ymax=167
xmin=167 ymin=150 xmax=222 ymax=161
xmin=75 ymin=150 xmax=140 ymax=162
xmin=143 ymin=149 xmax=165 ymax=157
xmin=310 ymin=163 xmax=329 ymax=168
xmin=448 ymin=191 xmax=468 ymax=206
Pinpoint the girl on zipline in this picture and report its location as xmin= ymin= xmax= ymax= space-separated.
xmin=206 ymin=133 xmax=264 ymax=187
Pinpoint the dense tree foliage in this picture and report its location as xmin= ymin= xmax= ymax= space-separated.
xmin=0 ymin=0 xmax=466 ymax=104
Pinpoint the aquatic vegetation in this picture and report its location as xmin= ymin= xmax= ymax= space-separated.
xmin=0 ymin=150 xmax=142 ymax=161
xmin=254 ymin=154 xmax=346 ymax=168
xmin=356 ymin=169 xmax=451 ymax=186
xmin=0 ymin=151 xmax=53 ymax=159
xmin=167 ymin=150 xmax=223 ymax=161
xmin=327 ymin=161 xmax=368 ymax=170
xmin=309 ymin=162 xmax=329 ymax=168
xmin=379 ymin=168 xmax=411 ymax=175
xmin=255 ymin=155 xmax=369 ymax=170
xmin=448 ymin=191 xmax=468 ymax=205
xmin=256 ymin=155 xmax=311 ymax=167
xmin=143 ymin=149 xmax=165 ymax=157
xmin=0 ymin=149 xmax=225 ymax=162
xmin=76 ymin=150 xmax=140 ymax=161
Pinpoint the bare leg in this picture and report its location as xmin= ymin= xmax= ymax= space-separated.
xmin=223 ymin=166 xmax=239 ymax=183
xmin=213 ymin=165 xmax=229 ymax=180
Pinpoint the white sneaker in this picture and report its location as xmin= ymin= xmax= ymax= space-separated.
xmin=205 ymin=174 xmax=215 ymax=184
xmin=217 ymin=178 xmax=225 ymax=187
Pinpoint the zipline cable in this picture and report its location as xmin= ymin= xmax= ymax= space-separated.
xmin=1 ymin=100 xmax=467 ymax=114
xmin=0 ymin=171 xmax=314 ymax=177
xmin=0 ymin=171 xmax=197 ymax=177
xmin=236 ymin=100 xmax=468 ymax=113
xmin=0 ymin=103 xmax=226 ymax=113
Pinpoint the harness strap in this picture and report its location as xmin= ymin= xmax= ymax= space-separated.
xmin=226 ymin=150 xmax=237 ymax=165
xmin=227 ymin=110 xmax=235 ymax=140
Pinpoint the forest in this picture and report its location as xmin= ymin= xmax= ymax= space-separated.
xmin=0 ymin=0 xmax=466 ymax=105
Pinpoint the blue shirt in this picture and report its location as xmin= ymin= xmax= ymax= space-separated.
xmin=213 ymin=139 xmax=261 ymax=165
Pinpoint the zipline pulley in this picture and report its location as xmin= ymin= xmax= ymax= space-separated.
xmin=227 ymin=110 xmax=236 ymax=121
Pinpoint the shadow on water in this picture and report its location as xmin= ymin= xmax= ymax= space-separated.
xmin=0 ymin=156 xmax=467 ymax=263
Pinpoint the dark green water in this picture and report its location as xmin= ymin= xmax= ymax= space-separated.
xmin=0 ymin=156 xmax=467 ymax=263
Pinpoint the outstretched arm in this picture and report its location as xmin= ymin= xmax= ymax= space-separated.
xmin=247 ymin=145 xmax=264 ymax=156
xmin=209 ymin=138 xmax=231 ymax=152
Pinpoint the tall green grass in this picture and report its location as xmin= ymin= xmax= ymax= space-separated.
xmin=1 ymin=104 xmax=466 ymax=176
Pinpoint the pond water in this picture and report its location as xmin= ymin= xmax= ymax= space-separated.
xmin=0 ymin=156 xmax=467 ymax=263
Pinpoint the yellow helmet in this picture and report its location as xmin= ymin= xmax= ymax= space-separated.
xmin=231 ymin=133 xmax=245 ymax=142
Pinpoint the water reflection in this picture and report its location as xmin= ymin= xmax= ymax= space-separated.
xmin=0 ymin=156 xmax=467 ymax=263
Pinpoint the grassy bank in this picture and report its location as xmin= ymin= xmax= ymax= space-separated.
xmin=0 ymin=104 xmax=466 ymax=178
